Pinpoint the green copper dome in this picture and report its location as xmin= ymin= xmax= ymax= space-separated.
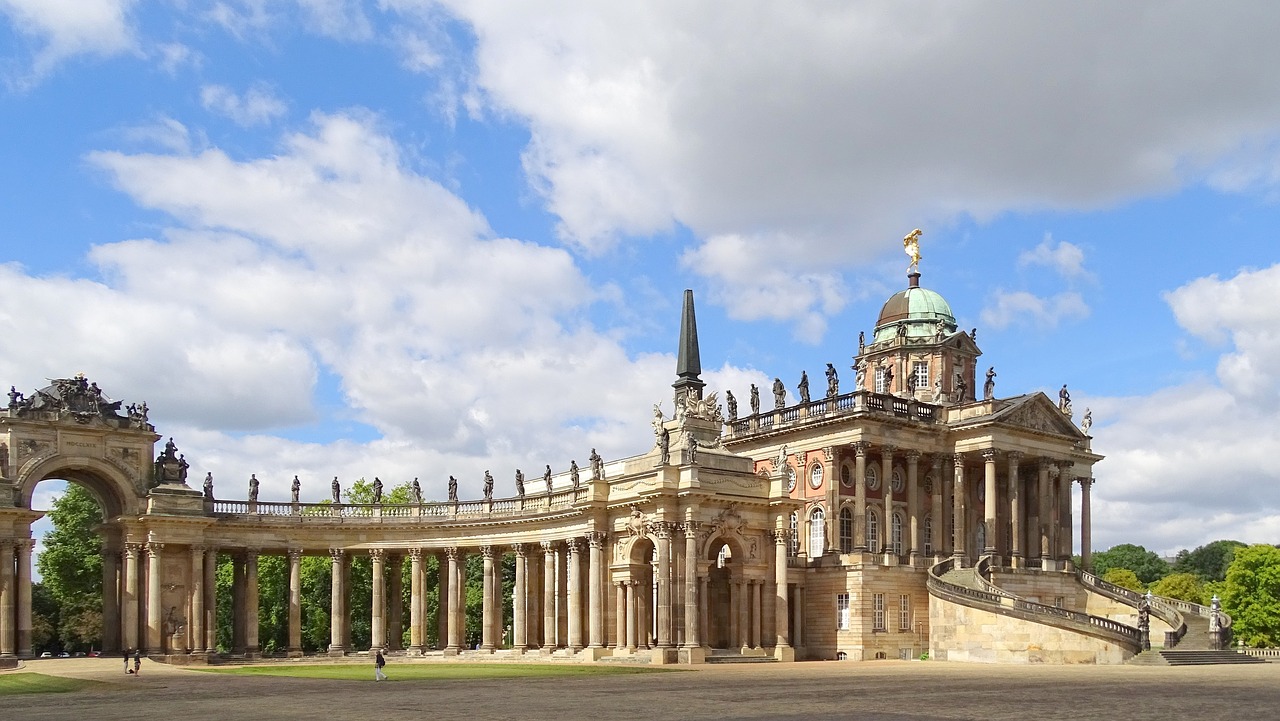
xmin=872 ymin=279 xmax=957 ymax=342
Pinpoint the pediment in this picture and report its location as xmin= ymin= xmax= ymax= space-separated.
xmin=990 ymin=394 xmax=1083 ymax=437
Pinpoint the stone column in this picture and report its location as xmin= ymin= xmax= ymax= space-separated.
xmin=1037 ymin=460 xmax=1052 ymax=567
xmin=0 ymin=540 xmax=13 ymax=657
xmin=513 ymin=543 xmax=527 ymax=651
xmin=854 ymin=442 xmax=868 ymax=550
xmin=698 ymin=574 xmax=709 ymax=648
xmin=203 ymin=549 xmax=217 ymax=654
xmin=683 ymin=522 xmax=700 ymax=649
xmin=586 ymin=533 xmax=606 ymax=650
xmin=103 ymin=548 xmax=121 ymax=653
xmin=773 ymin=530 xmax=790 ymax=652
xmin=120 ymin=544 xmax=140 ymax=653
xmin=625 ymin=581 xmax=638 ymax=651
xmin=387 ymin=554 xmax=403 ymax=651
xmin=654 ymin=523 xmax=673 ymax=648
xmin=16 ymin=540 xmax=32 ymax=657
xmin=791 ymin=586 xmax=803 ymax=648
xmin=566 ymin=539 xmax=583 ymax=651
xmin=286 ymin=549 xmax=302 ymax=656
xmin=407 ymin=549 xmax=423 ymax=653
xmin=882 ymin=447 xmax=895 ymax=558
xmin=1008 ymin=452 xmax=1024 ymax=568
xmin=444 ymin=548 xmax=461 ymax=654
xmin=435 ymin=551 xmax=448 ymax=649
xmin=329 ymin=548 xmax=345 ymax=654
xmin=541 ymin=541 xmax=557 ymax=650
xmin=1059 ymin=462 xmax=1075 ymax=566
xmin=952 ymin=455 xmax=967 ymax=566
xmin=1080 ymin=477 xmax=1094 ymax=571
xmin=371 ymin=549 xmax=386 ymax=651
xmin=190 ymin=546 xmax=206 ymax=654
xmin=751 ymin=580 xmax=762 ymax=649
xmin=146 ymin=542 xmax=163 ymax=653
xmin=613 ymin=582 xmax=626 ymax=652
xmin=930 ymin=456 xmax=944 ymax=561
xmin=906 ymin=450 xmax=921 ymax=564
xmin=480 ymin=545 xmax=496 ymax=652
xmin=245 ymin=549 xmax=259 ymax=655
xmin=982 ymin=449 xmax=998 ymax=560
xmin=231 ymin=554 xmax=245 ymax=653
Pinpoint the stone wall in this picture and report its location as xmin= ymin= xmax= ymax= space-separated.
xmin=801 ymin=562 xmax=930 ymax=661
xmin=928 ymin=595 xmax=1134 ymax=664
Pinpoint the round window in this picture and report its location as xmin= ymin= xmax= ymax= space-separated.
xmin=840 ymin=463 xmax=854 ymax=488
xmin=810 ymin=463 xmax=824 ymax=489
xmin=786 ymin=465 xmax=797 ymax=492
xmin=865 ymin=466 xmax=879 ymax=490
xmin=891 ymin=469 xmax=904 ymax=493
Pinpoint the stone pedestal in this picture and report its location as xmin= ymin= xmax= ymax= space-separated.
xmin=773 ymin=644 xmax=796 ymax=662
xmin=678 ymin=646 xmax=705 ymax=664
xmin=649 ymin=647 xmax=678 ymax=665
xmin=578 ymin=646 xmax=610 ymax=662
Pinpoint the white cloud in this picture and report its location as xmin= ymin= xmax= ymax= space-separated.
xmin=154 ymin=42 xmax=197 ymax=76
xmin=1017 ymin=236 xmax=1089 ymax=280
xmin=0 ymin=0 xmax=136 ymax=83
xmin=979 ymin=290 xmax=1088 ymax=331
xmin=200 ymin=83 xmax=288 ymax=127
xmin=296 ymin=0 xmax=372 ymax=41
xmin=385 ymin=2 xmax=1280 ymax=328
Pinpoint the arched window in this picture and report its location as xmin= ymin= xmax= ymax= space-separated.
xmin=839 ymin=507 xmax=853 ymax=554
xmin=891 ymin=512 xmax=904 ymax=555
xmin=923 ymin=515 xmax=933 ymax=557
xmin=867 ymin=509 xmax=880 ymax=554
xmin=865 ymin=465 xmax=879 ymax=491
xmin=809 ymin=507 xmax=826 ymax=557
xmin=789 ymin=511 xmax=799 ymax=557
xmin=976 ymin=522 xmax=987 ymax=554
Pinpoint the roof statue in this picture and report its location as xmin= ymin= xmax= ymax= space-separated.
xmin=903 ymin=228 xmax=923 ymax=274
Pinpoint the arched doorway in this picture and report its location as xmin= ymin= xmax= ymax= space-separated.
xmin=704 ymin=536 xmax=746 ymax=650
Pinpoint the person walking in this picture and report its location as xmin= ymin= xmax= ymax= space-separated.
xmin=374 ymin=650 xmax=387 ymax=681
xmin=124 ymin=648 xmax=131 ymax=674
xmin=133 ymin=649 xmax=141 ymax=676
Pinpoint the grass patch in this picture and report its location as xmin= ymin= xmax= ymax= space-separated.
xmin=198 ymin=663 xmax=676 ymax=681
xmin=0 ymin=673 xmax=109 ymax=695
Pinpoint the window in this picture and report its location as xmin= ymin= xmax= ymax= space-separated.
xmin=809 ymin=507 xmax=826 ymax=557
xmin=923 ymin=515 xmax=933 ymax=557
xmin=976 ymin=522 xmax=987 ymax=553
xmin=874 ymin=367 xmax=887 ymax=394
xmin=836 ymin=593 xmax=850 ymax=630
xmin=912 ymin=361 xmax=928 ymax=391
xmin=789 ymin=512 xmax=799 ymax=557
xmin=809 ymin=462 xmax=824 ymax=489
xmin=867 ymin=509 xmax=880 ymax=554
xmin=890 ymin=468 xmax=904 ymax=493
xmin=873 ymin=593 xmax=885 ymax=631
xmin=899 ymin=594 xmax=911 ymax=631
xmin=839 ymin=508 xmax=853 ymax=554
xmin=865 ymin=465 xmax=879 ymax=491
xmin=840 ymin=463 xmax=854 ymax=488
xmin=785 ymin=464 xmax=797 ymax=492
xmin=891 ymin=512 xmax=903 ymax=555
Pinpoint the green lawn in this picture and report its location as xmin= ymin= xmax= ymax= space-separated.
xmin=0 ymin=673 xmax=110 ymax=695
xmin=198 ymin=663 xmax=675 ymax=681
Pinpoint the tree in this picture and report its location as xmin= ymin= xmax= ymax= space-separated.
xmin=36 ymin=485 xmax=104 ymax=606
xmin=1102 ymin=568 xmax=1144 ymax=592
xmin=1149 ymin=572 xmax=1206 ymax=604
xmin=1222 ymin=544 xmax=1280 ymax=648
xmin=1172 ymin=540 xmax=1246 ymax=582
xmin=1091 ymin=543 xmax=1169 ymax=585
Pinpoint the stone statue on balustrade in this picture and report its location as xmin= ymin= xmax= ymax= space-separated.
xmin=483 ymin=471 xmax=494 ymax=500
xmin=882 ymin=364 xmax=894 ymax=394
xmin=411 ymin=477 xmax=421 ymax=503
xmin=797 ymin=371 xmax=810 ymax=404
xmin=513 ymin=469 xmax=524 ymax=498
xmin=543 ymin=465 xmax=553 ymax=494
xmin=448 ymin=475 xmax=458 ymax=502
xmin=749 ymin=384 xmax=760 ymax=415
xmin=931 ymin=376 xmax=944 ymax=404
xmin=248 ymin=474 xmax=259 ymax=503
xmin=657 ymin=427 xmax=670 ymax=466
xmin=906 ymin=369 xmax=917 ymax=395
xmin=373 ymin=476 xmax=384 ymax=504
xmin=955 ymin=372 xmax=967 ymax=403
xmin=684 ymin=430 xmax=698 ymax=464
xmin=826 ymin=363 xmax=838 ymax=398
xmin=1081 ymin=408 xmax=1092 ymax=435
xmin=858 ymin=331 xmax=865 ymax=354
xmin=725 ymin=390 xmax=738 ymax=421
xmin=291 ymin=475 xmax=301 ymax=504
xmin=569 ymin=460 xmax=580 ymax=489
xmin=1058 ymin=384 xmax=1072 ymax=416
xmin=1137 ymin=592 xmax=1151 ymax=651
xmin=652 ymin=403 xmax=664 ymax=436
xmin=589 ymin=448 xmax=603 ymax=481
xmin=854 ymin=359 xmax=867 ymax=390
xmin=331 ymin=476 xmax=341 ymax=504
xmin=983 ymin=366 xmax=996 ymax=401
xmin=178 ymin=454 xmax=189 ymax=483
xmin=772 ymin=377 xmax=786 ymax=409
xmin=203 ymin=472 xmax=214 ymax=500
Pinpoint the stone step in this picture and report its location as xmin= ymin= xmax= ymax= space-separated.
xmin=703 ymin=655 xmax=778 ymax=664
xmin=1160 ymin=650 xmax=1267 ymax=666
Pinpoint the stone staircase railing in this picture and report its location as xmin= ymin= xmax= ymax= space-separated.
xmin=1078 ymin=569 xmax=1188 ymax=648
xmin=928 ymin=557 xmax=1142 ymax=651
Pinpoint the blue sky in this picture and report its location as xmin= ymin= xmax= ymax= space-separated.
xmin=3 ymin=2 xmax=1280 ymax=569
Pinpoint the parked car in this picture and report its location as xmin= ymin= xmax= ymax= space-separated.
xmin=86 ymin=651 xmax=100 ymax=657
xmin=57 ymin=652 xmax=69 ymax=658
xmin=39 ymin=651 xmax=52 ymax=658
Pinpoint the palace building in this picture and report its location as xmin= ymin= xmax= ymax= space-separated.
xmin=0 ymin=249 xmax=1226 ymax=665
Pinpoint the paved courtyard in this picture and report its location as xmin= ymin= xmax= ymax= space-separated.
xmin=3 ymin=657 xmax=1277 ymax=721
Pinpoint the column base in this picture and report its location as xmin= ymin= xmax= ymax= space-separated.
xmin=773 ymin=644 xmax=795 ymax=662
xmin=509 ymin=647 xmax=526 ymax=657
xmin=327 ymin=645 xmax=346 ymax=657
xmin=649 ymin=648 xmax=678 ymax=665
xmin=442 ymin=647 xmax=460 ymax=657
xmin=287 ymin=649 xmax=303 ymax=658
xmin=678 ymin=646 xmax=705 ymax=664
xmin=1010 ymin=554 xmax=1025 ymax=569
xmin=406 ymin=645 xmax=424 ymax=656
xmin=1041 ymin=559 xmax=1063 ymax=572
xmin=578 ymin=647 xmax=610 ymax=661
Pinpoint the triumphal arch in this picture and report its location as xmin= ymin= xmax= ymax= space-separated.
xmin=0 ymin=241 xmax=1227 ymax=665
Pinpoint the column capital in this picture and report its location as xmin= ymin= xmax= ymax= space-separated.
xmin=1057 ymin=459 xmax=1075 ymax=471
xmin=772 ymin=529 xmax=793 ymax=545
xmin=565 ymin=537 xmax=584 ymax=555
xmin=124 ymin=542 xmax=143 ymax=557
xmin=585 ymin=531 xmax=608 ymax=549
xmin=370 ymin=548 xmax=386 ymax=561
xmin=652 ymin=521 xmax=676 ymax=540
xmin=930 ymin=454 xmax=944 ymax=470
xmin=145 ymin=542 xmax=164 ymax=557
xmin=510 ymin=542 xmax=526 ymax=557
xmin=853 ymin=441 xmax=870 ymax=457
xmin=906 ymin=449 xmax=921 ymax=462
xmin=480 ymin=545 xmax=495 ymax=560
xmin=682 ymin=520 xmax=702 ymax=536
xmin=13 ymin=538 xmax=34 ymax=553
xmin=1007 ymin=450 xmax=1024 ymax=462
xmin=981 ymin=448 xmax=998 ymax=462
xmin=406 ymin=547 xmax=422 ymax=561
xmin=244 ymin=546 xmax=259 ymax=560
xmin=329 ymin=547 xmax=345 ymax=561
xmin=539 ymin=540 xmax=557 ymax=554
xmin=952 ymin=453 xmax=966 ymax=470
xmin=1077 ymin=476 xmax=1095 ymax=489
xmin=880 ymin=445 xmax=896 ymax=459
xmin=444 ymin=546 xmax=460 ymax=562
xmin=822 ymin=446 xmax=834 ymax=463
xmin=287 ymin=547 xmax=303 ymax=562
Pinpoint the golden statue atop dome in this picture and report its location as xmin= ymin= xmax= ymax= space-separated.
xmin=903 ymin=228 xmax=923 ymax=274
